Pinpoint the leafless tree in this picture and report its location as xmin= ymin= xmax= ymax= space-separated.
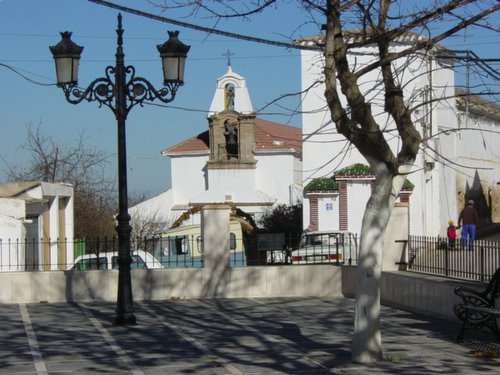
xmin=1 ymin=123 xmax=117 ymax=239
xmin=320 ymin=1 xmax=498 ymax=362
xmin=128 ymin=193 xmax=173 ymax=250
xmin=143 ymin=0 xmax=499 ymax=363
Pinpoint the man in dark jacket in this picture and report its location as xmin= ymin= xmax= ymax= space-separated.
xmin=458 ymin=199 xmax=479 ymax=251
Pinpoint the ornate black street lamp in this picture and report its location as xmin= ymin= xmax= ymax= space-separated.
xmin=50 ymin=13 xmax=190 ymax=325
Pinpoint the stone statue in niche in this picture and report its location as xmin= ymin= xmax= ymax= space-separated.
xmin=225 ymin=83 xmax=235 ymax=110
xmin=224 ymin=118 xmax=239 ymax=159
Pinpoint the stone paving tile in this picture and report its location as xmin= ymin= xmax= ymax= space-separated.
xmin=0 ymin=298 xmax=499 ymax=374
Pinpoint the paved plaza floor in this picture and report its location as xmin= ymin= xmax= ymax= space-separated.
xmin=0 ymin=297 xmax=499 ymax=374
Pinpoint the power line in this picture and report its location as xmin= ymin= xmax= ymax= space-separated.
xmin=86 ymin=0 xmax=500 ymax=83
xmin=0 ymin=53 xmax=300 ymax=64
xmin=87 ymin=0 xmax=320 ymax=51
xmin=0 ymin=63 xmax=55 ymax=86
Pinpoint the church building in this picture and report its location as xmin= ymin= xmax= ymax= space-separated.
xmin=130 ymin=64 xmax=302 ymax=231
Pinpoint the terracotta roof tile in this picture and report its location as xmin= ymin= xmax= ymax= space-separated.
xmin=162 ymin=132 xmax=210 ymax=155
xmin=162 ymin=118 xmax=301 ymax=157
xmin=254 ymin=119 xmax=302 ymax=154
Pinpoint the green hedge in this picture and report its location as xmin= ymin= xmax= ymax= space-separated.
xmin=305 ymin=163 xmax=414 ymax=191
xmin=402 ymin=179 xmax=415 ymax=190
xmin=334 ymin=163 xmax=373 ymax=176
xmin=304 ymin=178 xmax=339 ymax=191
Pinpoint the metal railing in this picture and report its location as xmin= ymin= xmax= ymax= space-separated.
xmin=5 ymin=234 xmax=496 ymax=281
xmin=0 ymin=236 xmax=246 ymax=271
xmin=0 ymin=237 xmax=76 ymax=272
xmin=0 ymin=232 xmax=360 ymax=271
xmin=407 ymin=235 xmax=500 ymax=281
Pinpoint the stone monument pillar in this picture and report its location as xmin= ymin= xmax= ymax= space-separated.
xmin=201 ymin=204 xmax=231 ymax=296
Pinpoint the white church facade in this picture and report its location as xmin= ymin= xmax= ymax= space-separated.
xmin=130 ymin=65 xmax=302 ymax=232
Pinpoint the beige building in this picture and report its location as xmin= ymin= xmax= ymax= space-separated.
xmin=0 ymin=181 xmax=74 ymax=271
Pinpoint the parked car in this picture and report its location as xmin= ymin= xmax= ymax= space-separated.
xmin=66 ymin=250 xmax=163 ymax=271
xmin=290 ymin=231 xmax=358 ymax=265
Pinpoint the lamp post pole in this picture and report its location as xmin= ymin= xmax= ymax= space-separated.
xmin=114 ymin=18 xmax=134 ymax=324
xmin=50 ymin=14 xmax=190 ymax=325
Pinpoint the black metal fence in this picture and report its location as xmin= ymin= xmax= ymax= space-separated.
xmin=407 ymin=235 xmax=500 ymax=281
xmin=0 ymin=232 xmax=347 ymax=271
xmin=4 ymin=234 xmax=497 ymax=281
xmin=0 ymin=236 xmax=246 ymax=271
xmin=0 ymin=237 xmax=75 ymax=272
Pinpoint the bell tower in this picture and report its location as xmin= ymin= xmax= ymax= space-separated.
xmin=189 ymin=63 xmax=274 ymax=207
xmin=207 ymin=64 xmax=256 ymax=169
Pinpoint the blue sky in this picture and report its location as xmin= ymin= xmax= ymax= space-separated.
xmin=1 ymin=0 xmax=498 ymax=198
xmin=0 ymin=0 xmax=315 ymax=197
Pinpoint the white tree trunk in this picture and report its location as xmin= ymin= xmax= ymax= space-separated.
xmin=351 ymin=167 xmax=407 ymax=362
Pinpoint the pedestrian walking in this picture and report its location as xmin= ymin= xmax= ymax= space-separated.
xmin=447 ymin=220 xmax=457 ymax=250
xmin=457 ymin=199 xmax=479 ymax=251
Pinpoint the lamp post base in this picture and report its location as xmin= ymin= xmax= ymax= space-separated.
xmin=114 ymin=312 xmax=137 ymax=326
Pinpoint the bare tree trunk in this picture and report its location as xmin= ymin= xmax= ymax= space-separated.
xmin=351 ymin=166 xmax=390 ymax=361
xmin=352 ymin=165 xmax=410 ymax=362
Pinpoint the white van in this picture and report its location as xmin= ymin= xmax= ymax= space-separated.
xmin=290 ymin=231 xmax=358 ymax=265
xmin=146 ymin=220 xmax=247 ymax=268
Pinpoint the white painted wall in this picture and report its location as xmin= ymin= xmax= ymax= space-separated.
xmin=170 ymin=154 xmax=208 ymax=204
xmin=0 ymin=199 xmax=26 ymax=271
xmin=300 ymin=39 xmax=499 ymax=237
xmin=301 ymin=48 xmax=360 ymax=185
xmin=63 ymin=195 xmax=74 ymax=260
xmin=256 ymin=153 xmax=297 ymax=205
xmin=48 ymin=197 xmax=59 ymax=270
xmin=208 ymin=66 xmax=254 ymax=116
xmin=0 ymin=198 xmax=25 ymax=221
xmin=293 ymin=157 xmax=303 ymax=186
xmin=301 ymin=47 xmax=434 ymax=183
xmin=193 ymin=167 xmax=275 ymax=208
xmin=454 ymin=112 xmax=500 ymax=225
xmin=0 ymin=266 xmax=474 ymax=323
xmin=347 ymin=182 xmax=371 ymax=236
xmin=129 ymin=190 xmax=175 ymax=227
xmin=133 ymin=149 xmax=302 ymax=227
xmin=318 ymin=195 xmax=340 ymax=231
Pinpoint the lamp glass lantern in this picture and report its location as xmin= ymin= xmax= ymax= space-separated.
xmin=157 ymin=31 xmax=191 ymax=84
xmin=49 ymin=31 xmax=84 ymax=86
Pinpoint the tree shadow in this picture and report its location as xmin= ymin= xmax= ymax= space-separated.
xmin=3 ymin=294 xmax=499 ymax=373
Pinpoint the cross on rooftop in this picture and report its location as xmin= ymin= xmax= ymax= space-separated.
xmin=223 ymin=49 xmax=235 ymax=67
